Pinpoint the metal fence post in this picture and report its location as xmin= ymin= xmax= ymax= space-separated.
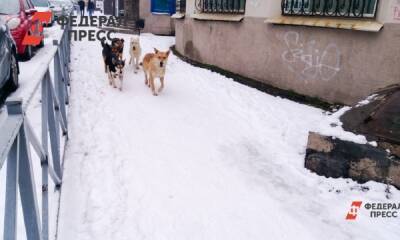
xmin=7 ymin=99 xmax=42 ymax=240
xmin=3 ymin=134 xmax=19 ymax=240
xmin=56 ymin=35 xmax=70 ymax=106
xmin=60 ymin=36 xmax=71 ymax=89
xmin=64 ymin=24 xmax=71 ymax=64
xmin=46 ymin=75 xmax=62 ymax=179
xmin=55 ymin=52 xmax=68 ymax=132
xmin=41 ymin=71 xmax=50 ymax=240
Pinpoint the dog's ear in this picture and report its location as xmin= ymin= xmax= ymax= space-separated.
xmin=154 ymin=48 xmax=159 ymax=54
xmin=166 ymin=50 xmax=170 ymax=57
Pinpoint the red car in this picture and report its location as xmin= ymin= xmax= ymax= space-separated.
xmin=0 ymin=0 xmax=44 ymax=60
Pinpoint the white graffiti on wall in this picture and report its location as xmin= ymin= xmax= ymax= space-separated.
xmin=393 ymin=0 xmax=400 ymax=21
xmin=281 ymin=31 xmax=341 ymax=81
xmin=249 ymin=0 xmax=260 ymax=7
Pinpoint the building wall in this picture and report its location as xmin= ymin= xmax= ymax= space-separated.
xmin=140 ymin=0 xmax=175 ymax=35
xmin=175 ymin=0 xmax=400 ymax=105
xmin=104 ymin=0 xmax=175 ymax=35
xmin=103 ymin=0 xmax=114 ymax=15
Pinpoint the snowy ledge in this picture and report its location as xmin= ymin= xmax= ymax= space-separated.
xmin=192 ymin=13 xmax=244 ymax=22
xmin=171 ymin=13 xmax=185 ymax=19
xmin=265 ymin=16 xmax=383 ymax=32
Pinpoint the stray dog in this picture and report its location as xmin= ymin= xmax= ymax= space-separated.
xmin=101 ymin=40 xmax=126 ymax=91
xmin=111 ymin=38 xmax=125 ymax=59
xmin=129 ymin=36 xmax=141 ymax=73
xmin=142 ymin=48 xmax=170 ymax=96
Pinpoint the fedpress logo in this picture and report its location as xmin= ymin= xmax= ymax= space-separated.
xmin=22 ymin=12 xmax=52 ymax=46
xmin=345 ymin=201 xmax=363 ymax=220
xmin=345 ymin=201 xmax=400 ymax=220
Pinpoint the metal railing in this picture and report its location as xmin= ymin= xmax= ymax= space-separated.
xmin=195 ymin=0 xmax=246 ymax=14
xmin=0 ymin=23 xmax=71 ymax=240
xmin=281 ymin=0 xmax=379 ymax=18
xmin=176 ymin=0 xmax=186 ymax=13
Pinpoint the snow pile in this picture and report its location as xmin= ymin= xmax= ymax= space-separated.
xmin=315 ymin=107 xmax=371 ymax=145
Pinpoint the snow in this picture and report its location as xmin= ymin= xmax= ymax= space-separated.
xmin=316 ymin=107 xmax=371 ymax=145
xmin=355 ymin=94 xmax=378 ymax=108
xmin=54 ymin=28 xmax=400 ymax=240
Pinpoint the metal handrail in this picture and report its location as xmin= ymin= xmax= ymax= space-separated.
xmin=281 ymin=0 xmax=379 ymax=19
xmin=0 ymin=22 xmax=71 ymax=240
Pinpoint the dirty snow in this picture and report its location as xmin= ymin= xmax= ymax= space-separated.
xmin=54 ymin=29 xmax=400 ymax=240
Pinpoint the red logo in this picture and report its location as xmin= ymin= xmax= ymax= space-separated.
xmin=22 ymin=12 xmax=52 ymax=46
xmin=346 ymin=201 xmax=363 ymax=220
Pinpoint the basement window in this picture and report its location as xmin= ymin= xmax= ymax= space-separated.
xmin=281 ymin=0 xmax=379 ymax=18
xmin=196 ymin=0 xmax=246 ymax=14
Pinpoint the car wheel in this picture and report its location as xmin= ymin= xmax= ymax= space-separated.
xmin=23 ymin=44 xmax=33 ymax=60
xmin=7 ymin=54 xmax=19 ymax=91
xmin=38 ymin=37 xmax=45 ymax=48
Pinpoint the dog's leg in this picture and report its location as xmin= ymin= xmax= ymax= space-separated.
xmin=134 ymin=57 xmax=138 ymax=74
xmin=135 ymin=57 xmax=140 ymax=70
xmin=158 ymin=77 xmax=164 ymax=93
xmin=144 ymin=70 xmax=149 ymax=86
xmin=129 ymin=55 xmax=132 ymax=65
xmin=119 ymin=78 xmax=123 ymax=91
xmin=147 ymin=73 xmax=151 ymax=88
xmin=150 ymin=75 xmax=157 ymax=96
xmin=112 ymin=76 xmax=117 ymax=88
xmin=107 ymin=68 xmax=113 ymax=86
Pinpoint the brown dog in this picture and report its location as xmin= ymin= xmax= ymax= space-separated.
xmin=142 ymin=48 xmax=170 ymax=96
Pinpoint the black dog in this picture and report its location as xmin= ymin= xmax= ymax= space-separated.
xmin=111 ymin=38 xmax=124 ymax=59
xmin=101 ymin=40 xmax=126 ymax=90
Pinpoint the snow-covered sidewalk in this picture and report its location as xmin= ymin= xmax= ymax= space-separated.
xmin=57 ymin=31 xmax=400 ymax=240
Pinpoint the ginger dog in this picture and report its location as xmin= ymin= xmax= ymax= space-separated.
xmin=142 ymin=48 xmax=170 ymax=96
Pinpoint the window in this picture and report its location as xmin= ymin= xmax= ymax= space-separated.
xmin=23 ymin=0 xmax=31 ymax=10
xmin=281 ymin=0 xmax=379 ymax=18
xmin=151 ymin=0 xmax=176 ymax=15
xmin=195 ymin=0 xmax=246 ymax=14
xmin=31 ymin=0 xmax=50 ymax=7
xmin=0 ymin=0 xmax=20 ymax=14
xmin=176 ymin=0 xmax=186 ymax=13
